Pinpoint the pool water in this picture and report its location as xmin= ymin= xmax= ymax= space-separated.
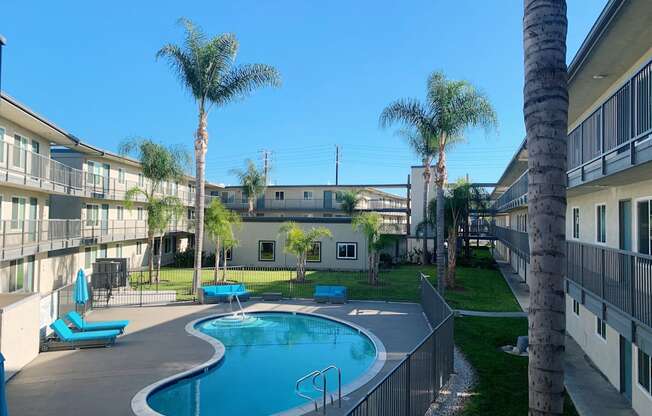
xmin=147 ymin=312 xmax=377 ymax=416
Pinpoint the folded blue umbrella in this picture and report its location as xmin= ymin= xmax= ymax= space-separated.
xmin=74 ymin=268 xmax=89 ymax=307
xmin=0 ymin=353 xmax=8 ymax=416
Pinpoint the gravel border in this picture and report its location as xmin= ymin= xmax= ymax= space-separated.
xmin=425 ymin=347 xmax=475 ymax=416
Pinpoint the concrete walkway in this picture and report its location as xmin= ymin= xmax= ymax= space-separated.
xmin=565 ymin=336 xmax=636 ymax=416
xmin=496 ymin=259 xmax=636 ymax=416
xmin=7 ymin=300 xmax=429 ymax=416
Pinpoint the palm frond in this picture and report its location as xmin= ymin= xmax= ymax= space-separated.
xmin=209 ymin=63 xmax=281 ymax=106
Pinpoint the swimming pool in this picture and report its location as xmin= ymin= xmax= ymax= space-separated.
xmin=141 ymin=312 xmax=383 ymax=416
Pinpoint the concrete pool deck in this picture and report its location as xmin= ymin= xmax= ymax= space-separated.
xmin=7 ymin=300 xmax=430 ymax=416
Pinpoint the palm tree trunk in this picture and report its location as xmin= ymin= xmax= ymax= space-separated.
xmin=435 ymin=144 xmax=448 ymax=292
xmin=524 ymin=1 xmax=568 ymax=414
xmin=422 ymin=166 xmax=431 ymax=265
xmin=156 ymin=234 xmax=164 ymax=283
xmin=147 ymin=233 xmax=154 ymax=284
xmin=214 ymin=237 xmax=221 ymax=284
xmin=248 ymin=197 xmax=254 ymax=215
xmin=192 ymin=108 xmax=208 ymax=295
xmin=446 ymin=226 xmax=457 ymax=288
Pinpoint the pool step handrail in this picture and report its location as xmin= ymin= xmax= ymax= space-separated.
xmin=227 ymin=294 xmax=247 ymax=320
xmin=296 ymin=370 xmax=321 ymax=412
xmin=311 ymin=365 xmax=342 ymax=412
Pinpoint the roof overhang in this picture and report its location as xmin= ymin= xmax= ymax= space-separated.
xmin=489 ymin=138 xmax=528 ymax=199
xmin=567 ymin=0 xmax=652 ymax=126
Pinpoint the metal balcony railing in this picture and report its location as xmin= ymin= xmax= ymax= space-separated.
xmin=492 ymin=172 xmax=528 ymax=212
xmin=0 ymin=218 xmax=194 ymax=261
xmin=493 ymin=225 xmax=529 ymax=261
xmin=210 ymin=197 xmax=407 ymax=212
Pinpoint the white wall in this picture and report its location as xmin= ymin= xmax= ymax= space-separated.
xmin=0 ymin=293 xmax=40 ymax=380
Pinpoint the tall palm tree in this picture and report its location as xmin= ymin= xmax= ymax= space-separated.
xmin=120 ymin=139 xmax=189 ymax=283
xmin=230 ymin=159 xmax=267 ymax=215
xmin=380 ymin=72 xmax=496 ymax=291
xmin=523 ymin=1 xmax=568 ymax=414
xmin=157 ymin=18 xmax=281 ymax=295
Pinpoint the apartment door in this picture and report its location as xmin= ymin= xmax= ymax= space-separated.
xmin=619 ymin=200 xmax=632 ymax=251
xmin=102 ymin=163 xmax=110 ymax=194
xmin=101 ymin=204 xmax=109 ymax=235
xmin=638 ymin=199 xmax=651 ymax=255
xmin=256 ymin=195 xmax=265 ymax=210
xmin=30 ymin=140 xmax=40 ymax=178
xmin=620 ymin=336 xmax=632 ymax=401
xmin=323 ymin=191 xmax=333 ymax=209
xmin=27 ymin=197 xmax=37 ymax=242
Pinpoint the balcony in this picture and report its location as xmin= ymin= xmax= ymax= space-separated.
xmin=380 ymin=222 xmax=408 ymax=235
xmin=0 ymin=219 xmax=194 ymax=262
xmin=567 ymin=59 xmax=652 ymax=188
xmin=83 ymin=174 xmax=196 ymax=206
xmin=214 ymin=197 xmax=408 ymax=212
xmin=566 ymin=240 xmax=652 ymax=342
xmin=493 ymin=225 xmax=529 ymax=261
xmin=492 ymin=172 xmax=528 ymax=212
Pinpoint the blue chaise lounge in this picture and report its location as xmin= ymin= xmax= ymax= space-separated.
xmin=42 ymin=319 xmax=121 ymax=351
xmin=313 ymin=285 xmax=347 ymax=304
xmin=199 ymin=283 xmax=251 ymax=304
xmin=65 ymin=311 xmax=129 ymax=333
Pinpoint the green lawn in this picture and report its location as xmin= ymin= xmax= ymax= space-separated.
xmin=441 ymin=248 xmax=521 ymax=312
xmin=129 ymin=265 xmax=434 ymax=302
xmin=456 ymin=317 xmax=578 ymax=416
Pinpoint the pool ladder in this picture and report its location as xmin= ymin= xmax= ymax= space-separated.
xmin=295 ymin=365 xmax=342 ymax=414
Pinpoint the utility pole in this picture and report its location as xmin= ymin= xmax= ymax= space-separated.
xmin=335 ymin=145 xmax=340 ymax=185
xmin=261 ymin=150 xmax=271 ymax=185
xmin=0 ymin=35 xmax=6 ymax=97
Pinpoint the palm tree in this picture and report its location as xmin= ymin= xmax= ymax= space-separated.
xmin=204 ymin=198 xmax=241 ymax=283
xmin=378 ymin=124 xmax=438 ymax=266
xmin=230 ymin=160 xmax=267 ymax=215
xmin=279 ymin=222 xmax=332 ymax=282
xmin=151 ymin=198 xmax=184 ymax=280
xmin=523 ymin=1 xmax=568 ymax=414
xmin=157 ymin=18 xmax=281 ymax=295
xmin=380 ymin=72 xmax=497 ymax=291
xmin=352 ymin=212 xmax=394 ymax=285
xmin=339 ymin=190 xmax=361 ymax=216
xmin=120 ymin=138 xmax=189 ymax=283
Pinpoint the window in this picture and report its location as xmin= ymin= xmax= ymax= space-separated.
xmin=307 ymin=242 xmax=321 ymax=262
xmin=258 ymin=241 xmax=275 ymax=261
xmin=138 ymin=173 xmax=144 ymax=187
xmin=86 ymin=204 xmax=99 ymax=226
xmin=164 ymin=237 xmax=171 ymax=254
xmin=84 ymin=246 xmax=97 ymax=269
xmin=572 ymin=299 xmax=580 ymax=316
xmin=8 ymin=259 xmax=25 ymax=292
xmin=224 ymin=247 xmax=233 ymax=261
xmin=116 ymin=243 xmax=123 ymax=258
xmin=117 ymin=206 xmax=124 ymax=221
xmin=138 ymin=207 xmax=144 ymax=220
xmin=187 ymin=208 xmax=195 ymax=220
xmin=572 ymin=207 xmax=580 ymax=239
xmin=220 ymin=191 xmax=235 ymax=204
xmin=596 ymin=204 xmax=606 ymax=243
xmin=136 ymin=242 xmax=143 ymax=255
xmin=118 ymin=168 xmax=125 ymax=184
xmin=0 ymin=126 xmax=5 ymax=162
xmin=275 ymin=191 xmax=285 ymax=201
xmin=337 ymin=242 xmax=357 ymax=260
xmin=639 ymin=349 xmax=651 ymax=394
xmin=99 ymin=244 xmax=108 ymax=258
xmin=13 ymin=134 xmax=28 ymax=169
xmin=596 ymin=316 xmax=607 ymax=340
xmin=335 ymin=192 xmax=344 ymax=203
xmin=11 ymin=197 xmax=25 ymax=229
xmin=638 ymin=200 xmax=651 ymax=255
xmin=303 ymin=191 xmax=313 ymax=200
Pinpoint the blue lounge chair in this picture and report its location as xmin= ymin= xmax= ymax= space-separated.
xmin=199 ymin=283 xmax=251 ymax=304
xmin=42 ymin=319 xmax=120 ymax=351
xmin=65 ymin=311 xmax=129 ymax=333
xmin=314 ymin=285 xmax=347 ymax=304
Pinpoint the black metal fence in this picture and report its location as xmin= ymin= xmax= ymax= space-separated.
xmin=90 ymin=265 xmax=423 ymax=307
xmin=347 ymin=274 xmax=454 ymax=416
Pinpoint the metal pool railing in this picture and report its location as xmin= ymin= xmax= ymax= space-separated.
xmin=347 ymin=274 xmax=454 ymax=416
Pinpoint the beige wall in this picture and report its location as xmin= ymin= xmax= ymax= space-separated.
xmin=566 ymin=178 xmax=652 ymax=250
xmin=204 ymin=221 xmax=369 ymax=270
xmin=632 ymin=344 xmax=652 ymax=415
xmin=0 ymin=115 xmax=52 ymax=160
xmin=566 ymin=294 xmax=621 ymax=390
xmin=0 ymin=293 xmax=40 ymax=380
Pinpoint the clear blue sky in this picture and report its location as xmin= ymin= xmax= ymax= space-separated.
xmin=2 ymin=0 xmax=605 ymax=188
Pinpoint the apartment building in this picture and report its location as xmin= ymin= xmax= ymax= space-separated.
xmin=490 ymin=1 xmax=652 ymax=414
xmin=203 ymin=184 xmax=409 ymax=269
xmin=0 ymin=92 xmax=197 ymax=379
